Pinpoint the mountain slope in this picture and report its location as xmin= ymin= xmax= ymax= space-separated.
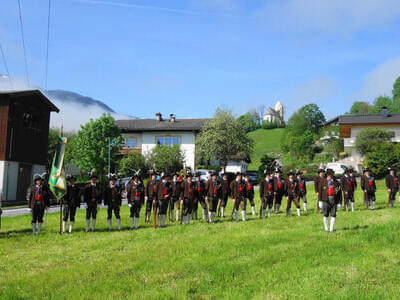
xmin=46 ymin=90 xmax=115 ymax=113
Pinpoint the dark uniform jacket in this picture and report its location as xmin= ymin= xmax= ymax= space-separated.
xmin=386 ymin=174 xmax=399 ymax=190
xmin=83 ymin=184 xmax=102 ymax=207
xmin=314 ymin=175 xmax=325 ymax=200
xmin=194 ymin=180 xmax=206 ymax=199
xmin=104 ymin=184 xmax=122 ymax=207
xmin=341 ymin=175 xmax=356 ymax=193
xmin=27 ymin=184 xmax=51 ymax=209
xmin=230 ymin=180 xmax=246 ymax=199
xmin=285 ymin=179 xmax=297 ymax=197
xmin=221 ymin=179 xmax=230 ymax=196
xmin=145 ymin=179 xmax=158 ymax=199
xmin=244 ymin=179 xmax=254 ymax=198
xmin=180 ymin=181 xmax=195 ymax=199
xmin=318 ymin=178 xmax=340 ymax=202
xmin=205 ymin=179 xmax=221 ymax=198
xmin=63 ymin=184 xmax=80 ymax=207
xmin=259 ymin=178 xmax=274 ymax=198
xmin=127 ymin=181 xmax=144 ymax=203
xmin=297 ymin=177 xmax=307 ymax=195
xmin=361 ymin=175 xmax=376 ymax=193
xmin=172 ymin=180 xmax=182 ymax=198
xmin=274 ymin=176 xmax=285 ymax=194
xmin=157 ymin=181 xmax=172 ymax=201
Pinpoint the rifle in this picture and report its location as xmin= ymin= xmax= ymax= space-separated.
xmin=153 ymin=200 xmax=157 ymax=229
xmin=180 ymin=198 xmax=184 ymax=224
xmin=388 ymin=190 xmax=391 ymax=208
xmin=259 ymin=197 xmax=263 ymax=219
xmin=216 ymin=198 xmax=222 ymax=217
xmin=230 ymin=199 xmax=236 ymax=221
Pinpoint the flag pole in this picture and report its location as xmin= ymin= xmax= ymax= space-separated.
xmin=59 ymin=125 xmax=63 ymax=235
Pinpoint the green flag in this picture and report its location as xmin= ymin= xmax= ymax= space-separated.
xmin=49 ymin=135 xmax=68 ymax=200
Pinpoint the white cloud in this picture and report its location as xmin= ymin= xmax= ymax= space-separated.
xmin=256 ymin=0 xmax=400 ymax=35
xmin=49 ymin=97 xmax=132 ymax=132
xmin=357 ymin=56 xmax=400 ymax=101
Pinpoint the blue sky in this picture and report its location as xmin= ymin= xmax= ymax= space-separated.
xmin=1 ymin=0 xmax=400 ymax=124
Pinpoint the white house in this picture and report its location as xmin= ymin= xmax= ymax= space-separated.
xmin=324 ymin=107 xmax=400 ymax=171
xmin=263 ymin=101 xmax=284 ymax=124
xmin=115 ymin=113 xmax=207 ymax=170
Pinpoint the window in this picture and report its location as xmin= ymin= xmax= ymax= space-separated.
xmin=389 ymin=131 xmax=395 ymax=138
xmin=126 ymin=138 xmax=137 ymax=149
xmin=156 ymin=136 xmax=181 ymax=146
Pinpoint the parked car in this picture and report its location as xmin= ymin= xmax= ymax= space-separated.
xmin=326 ymin=163 xmax=348 ymax=175
xmin=246 ymin=171 xmax=258 ymax=184
xmin=196 ymin=169 xmax=212 ymax=182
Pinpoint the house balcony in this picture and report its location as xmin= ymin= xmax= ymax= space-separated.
xmin=119 ymin=148 xmax=142 ymax=155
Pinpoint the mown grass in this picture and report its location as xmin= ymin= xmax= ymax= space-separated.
xmin=1 ymin=179 xmax=400 ymax=299
xmin=247 ymin=128 xmax=285 ymax=170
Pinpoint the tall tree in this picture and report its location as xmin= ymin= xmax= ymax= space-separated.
xmin=196 ymin=108 xmax=254 ymax=171
xmin=146 ymin=145 xmax=184 ymax=174
xmin=355 ymin=128 xmax=392 ymax=156
xmin=369 ymin=96 xmax=393 ymax=113
xmin=348 ymin=101 xmax=371 ymax=114
xmin=237 ymin=112 xmax=260 ymax=133
xmin=118 ymin=152 xmax=148 ymax=177
xmin=298 ymin=104 xmax=326 ymax=133
xmin=74 ymin=114 xmax=123 ymax=178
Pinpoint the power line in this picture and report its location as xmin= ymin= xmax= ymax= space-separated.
xmin=17 ymin=0 xmax=30 ymax=87
xmin=0 ymin=41 xmax=13 ymax=89
xmin=45 ymin=0 xmax=52 ymax=91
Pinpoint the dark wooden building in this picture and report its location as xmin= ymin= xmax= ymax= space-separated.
xmin=0 ymin=90 xmax=59 ymax=204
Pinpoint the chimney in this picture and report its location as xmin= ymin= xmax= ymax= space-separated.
xmin=156 ymin=112 xmax=162 ymax=121
xmin=381 ymin=107 xmax=389 ymax=117
xmin=169 ymin=114 xmax=176 ymax=122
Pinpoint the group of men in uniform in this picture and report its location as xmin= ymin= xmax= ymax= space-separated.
xmin=25 ymin=165 xmax=399 ymax=234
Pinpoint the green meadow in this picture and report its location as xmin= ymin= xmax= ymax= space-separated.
xmin=0 ymin=179 xmax=399 ymax=299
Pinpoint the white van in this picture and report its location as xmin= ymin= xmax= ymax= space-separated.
xmin=326 ymin=163 xmax=348 ymax=175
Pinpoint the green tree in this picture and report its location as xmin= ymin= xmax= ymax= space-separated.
xmin=348 ymin=101 xmax=372 ymax=114
xmin=368 ymin=96 xmax=393 ymax=113
xmin=281 ymin=110 xmax=315 ymax=160
xmin=257 ymin=153 xmax=276 ymax=180
xmin=237 ymin=112 xmax=260 ymax=133
xmin=393 ymin=76 xmax=400 ymax=101
xmin=196 ymin=108 xmax=254 ymax=171
xmin=74 ymin=114 xmax=123 ymax=178
xmin=298 ymin=104 xmax=326 ymax=133
xmin=364 ymin=142 xmax=399 ymax=178
xmin=118 ymin=152 xmax=148 ymax=177
xmin=325 ymin=138 xmax=344 ymax=159
xmin=146 ymin=144 xmax=184 ymax=174
xmin=355 ymin=128 xmax=392 ymax=156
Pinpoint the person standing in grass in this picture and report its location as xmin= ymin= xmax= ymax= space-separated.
xmin=145 ymin=172 xmax=158 ymax=223
xmin=156 ymin=174 xmax=172 ymax=228
xmin=83 ymin=174 xmax=102 ymax=232
xmin=259 ymin=169 xmax=274 ymax=218
xmin=385 ymin=167 xmax=398 ymax=208
xmin=104 ymin=175 xmax=122 ymax=231
xmin=193 ymin=173 xmax=207 ymax=221
xmin=334 ymin=174 xmax=343 ymax=211
xmin=319 ymin=169 xmax=339 ymax=232
xmin=171 ymin=173 xmax=182 ymax=222
xmin=62 ymin=175 xmax=80 ymax=234
xmin=180 ymin=173 xmax=195 ymax=224
xmin=285 ymin=170 xmax=301 ymax=217
xmin=296 ymin=170 xmax=307 ymax=212
xmin=205 ymin=171 xmax=221 ymax=223
xmin=273 ymin=168 xmax=285 ymax=214
xmin=220 ymin=173 xmax=230 ymax=218
xmin=361 ymin=168 xmax=377 ymax=210
xmin=127 ymin=174 xmax=143 ymax=230
xmin=230 ymin=172 xmax=247 ymax=222
xmin=26 ymin=175 xmax=50 ymax=235
xmin=314 ymin=168 xmax=325 ymax=214
xmin=244 ymin=173 xmax=256 ymax=216
xmin=341 ymin=168 xmax=356 ymax=212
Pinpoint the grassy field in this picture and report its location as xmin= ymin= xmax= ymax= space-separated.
xmin=247 ymin=128 xmax=284 ymax=170
xmin=1 ymin=179 xmax=400 ymax=299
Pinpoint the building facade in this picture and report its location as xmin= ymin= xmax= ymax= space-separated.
xmin=263 ymin=101 xmax=284 ymax=124
xmin=0 ymin=90 xmax=59 ymax=204
xmin=116 ymin=113 xmax=207 ymax=170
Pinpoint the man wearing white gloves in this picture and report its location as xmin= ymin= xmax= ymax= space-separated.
xmin=319 ymin=169 xmax=339 ymax=232
xmin=127 ymin=174 xmax=143 ymax=230
xmin=83 ymin=174 xmax=102 ymax=232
